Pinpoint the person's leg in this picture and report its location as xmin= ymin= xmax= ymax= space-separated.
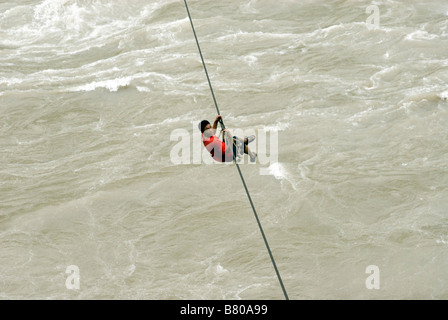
xmin=244 ymin=144 xmax=255 ymax=157
xmin=247 ymin=145 xmax=257 ymax=162
xmin=234 ymin=136 xmax=257 ymax=162
xmin=245 ymin=135 xmax=255 ymax=145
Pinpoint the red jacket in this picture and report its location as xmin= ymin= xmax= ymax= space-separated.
xmin=202 ymin=134 xmax=233 ymax=162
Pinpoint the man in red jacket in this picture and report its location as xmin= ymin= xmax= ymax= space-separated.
xmin=198 ymin=115 xmax=256 ymax=163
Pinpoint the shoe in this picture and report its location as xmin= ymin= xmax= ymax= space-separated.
xmin=250 ymin=152 xmax=257 ymax=163
xmin=246 ymin=135 xmax=256 ymax=144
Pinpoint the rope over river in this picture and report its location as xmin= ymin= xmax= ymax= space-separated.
xmin=1 ymin=0 xmax=448 ymax=299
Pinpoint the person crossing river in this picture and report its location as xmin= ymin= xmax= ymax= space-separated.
xmin=198 ymin=115 xmax=257 ymax=163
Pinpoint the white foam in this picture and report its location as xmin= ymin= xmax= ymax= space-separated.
xmin=0 ymin=77 xmax=24 ymax=86
xmin=216 ymin=30 xmax=296 ymax=42
xmin=262 ymin=121 xmax=290 ymax=132
xmin=264 ymin=162 xmax=286 ymax=180
xmin=240 ymin=55 xmax=258 ymax=66
xmin=436 ymin=236 xmax=448 ymax=245
xmin=297 ymin=163 xmax=310 ymax=180
xmin=65 ymin=69 xmax=167 ymax=93
xmin=136 ymin=86 xmax=151 ymax=93
xmin=438 ymin=90 xmax=448 ymax=101
xmin=405 ymin=30 xmax=439 ymax=41
xmin=68 ymin=77 xmax=132 ymax=92
xmin=215 ymin=264 xmax=229 ymax=275
xmin=32 ymin=0 xmax=92 ymax=41
xmin=133 ymin=113 xmax=196 ymax=130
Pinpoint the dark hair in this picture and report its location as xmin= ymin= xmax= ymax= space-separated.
xmin=198 ymin=120 xmax=210 ymax=133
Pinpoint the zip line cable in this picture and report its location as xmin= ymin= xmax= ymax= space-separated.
xmin=183 ymin=0 xmax=223 ymax=128
xmin=183 ymin=0 xmax=289 ymax=300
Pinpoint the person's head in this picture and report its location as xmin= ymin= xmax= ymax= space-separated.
xmin=198 ymin=120 xmax=212 ymax=136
